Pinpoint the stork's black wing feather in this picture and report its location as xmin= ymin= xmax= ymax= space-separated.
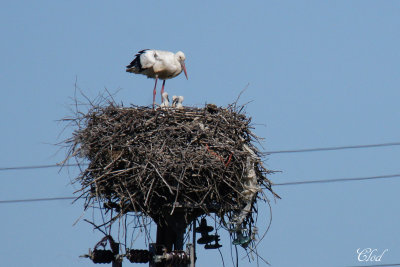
xmin=126 ymin=49 xmax=149 ymax=72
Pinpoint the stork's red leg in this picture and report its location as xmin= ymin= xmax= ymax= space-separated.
xmin=153 ymin=78 xmax=158 ymax=109
xmin=160 ymin=80 xmax=166 ymax=102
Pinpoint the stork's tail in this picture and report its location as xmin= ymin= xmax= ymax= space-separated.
xmin=126 ymin=49 xmax=149 ymax=73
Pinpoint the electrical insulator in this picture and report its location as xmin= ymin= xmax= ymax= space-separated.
xmin=126 ymin=249 xmax=150 ymax=263
xmin=195 ymin=218 xmax=213 ymax=234
xmin=91 ymin=249 xmax=114 ymax=264
xmin=197 ymin=234 xmax=218 ymax=244
xmin=205 ymin=240 xmax=222 ymax=249
xmin=165 ymin=251 xmax=190 ymax=264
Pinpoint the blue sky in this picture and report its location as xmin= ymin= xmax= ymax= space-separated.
xmin=1 ymin=1 xmax=400 ymax=266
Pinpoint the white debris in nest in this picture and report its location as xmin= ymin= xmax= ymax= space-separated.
xmin=232 ymin=142 xmax=262 ymax=229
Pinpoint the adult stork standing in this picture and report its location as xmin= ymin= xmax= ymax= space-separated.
xmin=126 ymin=49 xmax=188 ymax=108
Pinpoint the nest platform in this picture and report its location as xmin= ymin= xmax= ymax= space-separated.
xmin=66 ymin=103 xmax=277 ymax=230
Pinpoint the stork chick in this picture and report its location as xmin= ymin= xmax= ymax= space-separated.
xmin=160 ymin=92 xmax=170 ymax=108
xmin=172 ymin=95 xmax=184 ymax=109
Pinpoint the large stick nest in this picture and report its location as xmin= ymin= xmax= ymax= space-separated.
xmin=65 ymin=101 xmax=277 ymax=227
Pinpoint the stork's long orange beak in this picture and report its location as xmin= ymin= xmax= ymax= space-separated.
xmin=182 ymin=62 xmax=188 ymax=80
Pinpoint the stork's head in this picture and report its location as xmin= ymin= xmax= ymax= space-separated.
xmin=176 ymin=51 xmax=188 ymax=80
xmin=162 ymin=92 xmax=169 ymax=102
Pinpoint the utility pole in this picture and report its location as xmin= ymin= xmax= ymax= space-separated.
xmin=110 ymin=240 xmax=122 ymax=267
xmin=152 ymin=210 xmax=193 ymax=267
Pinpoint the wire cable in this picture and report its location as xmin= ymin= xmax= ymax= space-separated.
xmin=347 ymin=264 xmax=400 ymax=267
xmin=0 ymin=163 xmax=82 ymax=171
xmin=0 ymin=142 xmax=399 ymax=172
xmin=0 ymin=196 xmax=75 ymax=204
xmin=274 ymin=174 xmax=400 ymax=186
xmin=1 ymin=173 xmax=400 ymax=204
xmin=266 ymin=142 xmax=400 ymax=154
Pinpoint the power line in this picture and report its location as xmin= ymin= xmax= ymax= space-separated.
xmin=0 ymin=196 xmax=75 ymax=204
xmin=1 ymin=173 xmax=400 ymax=204
xmin=0 ymin=163 xmax=83 ymax=171
xmin=267 ymin=142 xmax=400 ymax=154
xmin=1 ymin=142 xmax=400 ymax=172
xmin=347 ymin=264 xmax=400 ymax=267
xmin=274 ymin=174 xmax=400 ymax=186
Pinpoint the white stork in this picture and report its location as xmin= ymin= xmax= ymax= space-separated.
xmin=126 ymin=49 xmax=188 ymax=108
xmin=172 ymin=95 xmax=184 ymax=109
xmin=160 ymin=92 xmax=170 ymax=108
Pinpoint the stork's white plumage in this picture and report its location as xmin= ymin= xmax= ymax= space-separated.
xmin=126 ymin=49 xmax=188 ymax=108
